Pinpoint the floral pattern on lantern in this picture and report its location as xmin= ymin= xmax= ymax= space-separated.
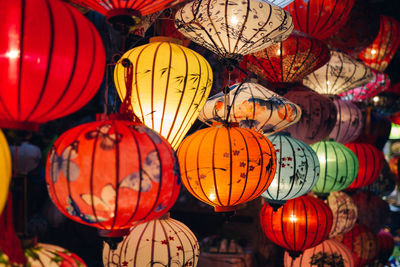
xmin=0 ymin=130 xmax=11 ymax=215
xmin=327 ymin=191 xmax=358 ymax=238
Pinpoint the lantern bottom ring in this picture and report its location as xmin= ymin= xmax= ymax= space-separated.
xmin=0 ymin=120 xmax=39 ymax=131
xmin=214 ymin=206 xmax=237 ymax=212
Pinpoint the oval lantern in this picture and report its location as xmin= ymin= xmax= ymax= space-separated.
xmin=175 ymin=0 xmax=294 ymax=60
xmin=284 ymin=86 xmax=337 ymax=144
xmin=0 ymin=0 xmax=105 ymax=131
xmin=114 ymin=38 xmax=213 ymax=150
xmin=260 ymin=195 xmax=333 ymax=257
xmin=284 ymin=0 xmax=355 ymax=40
xmin=198 ymin=82 xmax=301 ymax=134
xmin=261 ymin=133 xmax=320 ymax=209
xmin=0 ymin=131 xmax=11 ymax=216
xmin=328 ymin=99 xmax=364 ymax=144
xmin=310 ymin=140 xmax=358 ymax=197
xmin=375 ymin=230 xmax=395 ymax=266
xmin=103 ymin=214 xmax=199 ymax=267
xmin=303 ymin=51 xmax=373 ymax=96
xmin=344 ymin=143 xmax=384 ymax=190
xmin=283 ymin=239 xmax=354 ymax=267
xmin=46 ymin=118 xmax=181 ymax=231
xmin=366 ymin=159 xmax=396 ymax=197
xmin=327 ymin=191 xmax=358 ymax=238
xmin=265 ymin=0 xmax=294 ymax=7
xmin=177 ymin=124 xmax=277 ymax=212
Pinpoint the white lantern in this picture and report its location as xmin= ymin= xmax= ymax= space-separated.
xmin=328 ymin=191 xmax=358 ymax=238
xmin=10 ymin=142 xmax=41 ymax=175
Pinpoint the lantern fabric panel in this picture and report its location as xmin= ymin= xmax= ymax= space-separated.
xmin=177 ymin=125 xmax=276 ymax=212
xmin=328 ymin=191 xmax=358 ymax=238
xmin=366 ymin=159 xmax=396 ymax=197
xmin=375 ymin=230 xmax=395 ymax=265
xmin=0 ymin=130 xmax=11 ymax=216
xmin=264 ymin=0 xmax=294 ymax=7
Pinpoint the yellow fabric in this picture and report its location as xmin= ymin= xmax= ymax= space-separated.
xmin=0 ymin=130 xmax=11 ymax=215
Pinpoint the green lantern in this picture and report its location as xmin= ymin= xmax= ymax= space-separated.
xmin=311 ymin=140 xmax=358 ymax=198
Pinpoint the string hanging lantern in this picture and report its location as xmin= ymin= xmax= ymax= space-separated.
xmin=327 ymin=191 xmax=358 ymax=238
xmin=0 ymin=130 xmax=11 ymax=215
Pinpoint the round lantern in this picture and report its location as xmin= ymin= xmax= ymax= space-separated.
xmin=358 ymin=15 xmax=400 ymax=72
xmin=260 ymin=195 xmax=333 ymax=257
xmin=284 ymin=239 xmax=354 ymax=267
xmin=0 ymin=130 xmax=11 ymax=215
xmin=46 ymin=118 xmax=181 ymax=230
xmin=371 ymin=92 xmax=400 ymax=116
xmin=366 ymin=159 xmax=396 ymax=197
xmin=284 ymin=86 xmax=337 ymax=144
xmin=284 ymin=0 xmax=355 ymax=40
xmin=388 ymin=156 xmax=399 ymax=180
xmin=175 ymin=0 xmax=294 ymax=59
xmin=261 ymin=133 xmax=320 ymax=208
xmin=114 ymin=38 xmax=213 ymax=150
xmin=198 ymin=82 xmax=301 ymax=134
xmin=375 ymin=230 xmax=395 ymax=265
xmin=266 ymin=0 xmax=294 ymax=7
xmin=355 ymin=112 xmax=392 ymax=151
xmin=177 ymin=124 xmax=277 ymax=212
xmin=103 ymin=214 xmax=199 ymax=267
xmin=242 ymin=31 xmax=331 ymax=84
xmin=10 ymin=142 xmax=41 ymax=176
xmin=327 ymin=191 xmax=358 ymax=238
xmin=345 ymin=143 xmax=384 ymax=190
xmin=310 ymin=140 xmax=358 ymax=197
xmin=303 ymin=51 xmax=373 ymax=96
xmin=0 ymin=0 xmax=105 ymax=131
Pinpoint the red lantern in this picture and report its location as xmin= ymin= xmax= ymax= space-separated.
xmin=376 ymin=230 xmax=395 ymax=265
xmin=260 ymin=195 xmax=333 ymax=257
xmin=0 ymin=0 xmax=105 ymax=131
xmin=284 ymin=0 xmax=356 ymax=40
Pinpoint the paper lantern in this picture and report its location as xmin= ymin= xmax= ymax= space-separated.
xmin=46 ymin=118 xmax=181 ymax=230
xmin=175 ymin=0 xmax=294 ymax=60
xmin=375 ymin=230 xmax=395 ymax=265
xmin=370 ymin=92 xmax=400 ymax=116
xmin=284 ymin=239 xmax=354 ymax=267
xmin=103 ymin=214 xmax=199 ymax=267
xmin=10 ymin=142 xmax=41 ymax=176
xmin=284 ymin=86 xmax=337 ymax=144
xmin=358 ymin=15 xmax=400 ymax=72
xmin=265 ymin=0 xmax=294 ymax=7
xmin=177 ymin=124 xmax=276 ymax=212
xmin=366 ymin=159 xmax=396 ymax=197
xmin=328 ymin=99 xmax=363 ymax=144
xmin=327 ymin=191 xmax=358 ymax=238
xmin=260 ymin=195 xmax=333 ymax=257
xmin=198 ymin=82 xmax=301 ymax=134
xmin=303 ymin=51 xmax=373 ymax=96
xmin=345 ymin=143 xmax=384 ymax=190
xmin=261 ymin=133 xmax=320 ymax=209
xmin=242 ymin=31 xmax=330 ymax=85
xmin=310 ymin=140 xmax=358 ymax=197
xmin=284 ymin=0 xmax=355 ymax=40
xmin=0 ymin=131 xmax=11 ymax=216
xmin=114 ymin=38 xmax=213 ymax=150
xmin=0 ymin=0 xmax=105 ymax=131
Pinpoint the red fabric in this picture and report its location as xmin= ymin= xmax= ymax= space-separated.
xmin=376 ymin=230 xmax=395 ymax=264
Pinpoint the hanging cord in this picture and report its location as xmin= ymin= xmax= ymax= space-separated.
xmin=119 ymin=58 xmax=141 ymax=122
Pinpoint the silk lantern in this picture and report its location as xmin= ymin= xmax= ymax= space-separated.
xmin=46 ymin=118 xmax=181 ymax=231
xmin=0 ymin=131 xmax=11 ymax=216
xmin=375 ymin=230 xmax=395 ymax=265
xmin=198 ymin=82 xmax=301 ymax=134
xmin=284 ymin=0 xmax=355 ymax=40
xmin=371 ymin=92 xmax=400 ymax=116
xmin=177 ymin=124 xmax=277 ymax=212
xmin=103 ymin=214 xmax=199 ymax=267
xmin=261 ymin=133 xmax=320 ymax=209
xmin=10 ymin=142 xmax=41 ymax=176
xmin=0 ymin=0 xmax=105 ymax=131
xmin=175 ymin=0 xmax=294 ymax=60
xmin=327 ymin=191 xmax=358 ymax=238
xmin=284 ymin=86 xmax=337 ymax=144
xmin=114 ymin=38 xmax=213 ymax=150
xmin=311 ymin=140 xmax=358 ymax=197
xmin=260 ymin=195 xmax=333 ymax=257
xmin=265 ymin=0 xmax=294 ymax=7
xmin=366 ymin=159 xmax=396 ymax=197
xmin=284 ymin=239 xmax=354 ymax=267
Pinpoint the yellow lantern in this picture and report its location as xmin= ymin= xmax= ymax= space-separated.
xmin=0 ymin=130 xmax=11 ymax=214
xmin=114 ymin=37 xmax=213 ymax=149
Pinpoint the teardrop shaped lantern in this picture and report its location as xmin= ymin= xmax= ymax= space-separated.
xmin=0 ymin=130 xmax=11 ymax=215
xmin=310 ymin=140 xmax=358 ymax=197
xmin=175 ymin=0 xmax=294 ymax=60
xmin=198 ymin=82 xmax=301 ymax=134
xmin=284 ymin=0 xmax=355 ymax=40
xmin=177 ymin=124 xmax=277 ymax=212
xmin=328 ymin=99 xmax=364 ymax=144
xmin=103 ymin=214 xmax=199 ymax=267
xmin=114 ymin=38 xmax=213 ymax=150
xmin=303 ymin=51 xmax=373 ymax=96
xmin=366 ymin=159 xmax=396 ymax=197
xmin=261 ymin=133 xmax=320 ymax=209
xmin=358 ymin=15 xmax=400 ymax=72
xmin=265 ymin=0 xmax=294 ymax=7
xmin=46 ymin=118 xmax=181 ymax=231
xmin=260 ymin=195 xmax=333 ymax=257
xmin=327 ymin=191 xmax=358 ymax=238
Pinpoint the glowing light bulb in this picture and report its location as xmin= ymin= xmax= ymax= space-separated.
xmin=209 ymin=193 xmax=216 ymax=201
xmin=276 ymin=49 xmax=281 ymax=56
xmin=230 ymin=16 xmax=239 ymax=26
xmin=6 ymin=50 xmax=19 ymax=59
xmin=372 ymin=96 xmax=380 ymax=103
xmin=371 ymin=49 xmax=377 ymax=55
xmin=289 ymin=214 xmax=298 ymax=223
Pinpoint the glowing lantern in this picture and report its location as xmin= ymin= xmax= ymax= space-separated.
xmin=103 ymin=214 xmax=199 ymax=267
xmin=283 ymin=239 xmax=354 ymax=267
xmin=303 ymin=51 xmax=373 ymax=96
xmin=175 ymin=0 xmax=294 ymax=60
xmin=375 ymin=230 xmax=395 ymax=265
xmin=265 ymin=0 xmax=294 ymax=7
xmin=177 ymin=124 xmax=276 ymax=212
xmin=0 ymin=131 xmax=11 ymax=215
xmin=114 ymin=38 xmax=213 ymax=149
xmin=344 ymin=143 xmax=384 ymax=190
xmin=358 ymin=15 xmax=400 ymax=72
xmin=366 ymin=159 xmax=396 ymax=197
xmin=370 ymin=92 xmax=400 ymax=116
xmin=310 ymin=140 xmax=358 ymax=197
xmin=284 ymin=0 xmax=355 ymax=40
xmin=46 ymin=118 xmax=181 ymax=231
xmin=261 ymin=133 xmax=320 ymax=209
xmin=327 ymin=191 xmax=358 ymax=238
xmin=198 ymin=82 xmax=301 ymax=134
xmin=0 ymin=0 xmax=105 ymax=131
